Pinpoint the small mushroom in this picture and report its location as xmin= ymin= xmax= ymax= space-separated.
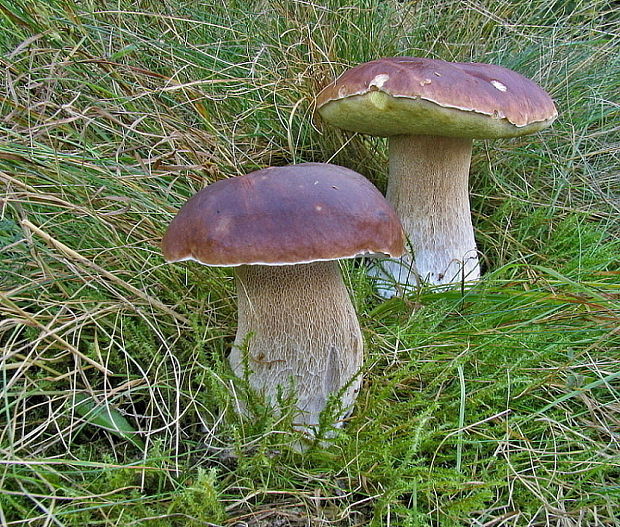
xmin=317 ymin=57 xmax=557 ymax=295
xmin=162 ymin=163 xmax=404 ymax=433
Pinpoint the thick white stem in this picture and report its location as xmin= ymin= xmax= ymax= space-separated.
xmin=229 ymin=261 xmax=363 ymax=432
xmin=373 ymin=135 xmax=480 ymax=294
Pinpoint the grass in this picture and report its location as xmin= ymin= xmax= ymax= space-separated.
xmin=0 ymin=0 xmax=619 ymax=525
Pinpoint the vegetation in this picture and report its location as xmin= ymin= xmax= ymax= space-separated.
xmin=1 ymin=0 xmax=618 ymax=525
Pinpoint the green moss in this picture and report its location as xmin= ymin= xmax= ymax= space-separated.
xmin=1 ymin=0 xmax=618 ymax=524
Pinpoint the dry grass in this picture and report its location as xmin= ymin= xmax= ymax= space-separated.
xmin=1 ymin=0 xmax=619 ymax=525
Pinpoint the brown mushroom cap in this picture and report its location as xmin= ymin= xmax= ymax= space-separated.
xmin=317 ymin=57 xmax=558 ymax=138
xmin=162 ymin=163 xmax=404 ymax=266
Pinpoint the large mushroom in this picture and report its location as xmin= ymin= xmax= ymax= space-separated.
xmin=317 ymin=57 xmax=557 ymax=295
xmin=162 ymin=163 xmax=404 ymax=433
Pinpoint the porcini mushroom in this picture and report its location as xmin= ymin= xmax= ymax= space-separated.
xmin=162 ymin=163 xmax=404 ymax=433
xmin=317 ymin=57 xmax=557 ymax=295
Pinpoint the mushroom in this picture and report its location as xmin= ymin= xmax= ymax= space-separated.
xmin=162 ymin=163 xmax=404 ymax=433
xmin=317 ymin=57 xmax=557 ymax=295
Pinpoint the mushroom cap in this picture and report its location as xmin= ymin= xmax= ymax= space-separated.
xmin=317 ymin=57 xmax=558 ymax=138
xmin=162 ymin=163 xmax=405 ymax=266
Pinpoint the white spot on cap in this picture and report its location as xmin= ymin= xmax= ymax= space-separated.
xmin=315 ymin=205 xmax=323 ymax=211
xmin=491 ymin=80 xmax=507 ymax=92
xmin=368 ymin=74 xmax=389 ymax=89
xmin=419 ymin=78 xmax=432 ymax=86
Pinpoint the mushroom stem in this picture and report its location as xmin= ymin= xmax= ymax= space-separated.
xmin=375 ymin=134 xmax=480 ymax=293
xmin=229 ymin=261 xmax=363 ymax=432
